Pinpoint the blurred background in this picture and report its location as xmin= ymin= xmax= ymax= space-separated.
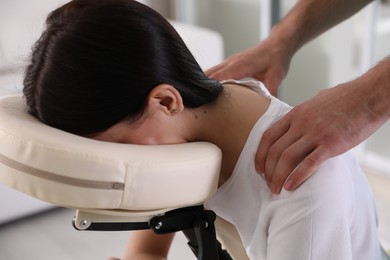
xmin=0 ymin=0 xmax=389 ymax=259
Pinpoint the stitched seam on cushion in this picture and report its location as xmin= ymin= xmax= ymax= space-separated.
xmin=0 ymin=152 xmax=124 ymax=190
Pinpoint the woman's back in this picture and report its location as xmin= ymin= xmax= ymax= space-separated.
xmin=206 ymin=80 xmax=380 ymax=259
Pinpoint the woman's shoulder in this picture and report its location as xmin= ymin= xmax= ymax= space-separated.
xmin=287 ymin=153 xmax=368 ymax=206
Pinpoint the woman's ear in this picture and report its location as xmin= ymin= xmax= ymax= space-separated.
xmin=147 ymin=84 xmax=184 ymax=115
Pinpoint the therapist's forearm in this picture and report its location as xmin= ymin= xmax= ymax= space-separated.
xmin=359 ymin=57 xmax=390 ymax=122
xmin=271 ymin=0 xmax=373 ymax=55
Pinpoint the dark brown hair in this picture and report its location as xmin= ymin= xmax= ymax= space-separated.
xmin=23 ymin=0 xmax=222 ymax=135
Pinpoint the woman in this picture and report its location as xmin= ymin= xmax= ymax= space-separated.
xmin=23 ymin=0 xmax=381 ymax=259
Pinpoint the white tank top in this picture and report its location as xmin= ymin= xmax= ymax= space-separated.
xmin=206 ymin=80 xmax=381 ymax=260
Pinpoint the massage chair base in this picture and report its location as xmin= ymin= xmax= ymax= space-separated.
xmin=73 ymin=205 xmax=232 ymax=260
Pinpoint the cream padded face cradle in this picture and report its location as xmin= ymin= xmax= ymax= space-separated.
xmin=0 ymin=95 xmax=222 ymax=211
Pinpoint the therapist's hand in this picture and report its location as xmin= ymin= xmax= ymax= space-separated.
xmin=255 ymin=79 xmax=387 ymax=194
xmin=206 ymin=35 xmax=292 ymax=96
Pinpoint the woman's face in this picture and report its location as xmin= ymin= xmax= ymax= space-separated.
xmin=92 ymin=120 xmax=159 ymax=145
xmin=92 ymin=111 xmax=188 ymax=145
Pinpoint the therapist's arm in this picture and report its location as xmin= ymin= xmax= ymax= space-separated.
xmin=208 ymin=0 xmax=380 ymax=194
xmin=207 ymin=0 xmax=373 ymax=95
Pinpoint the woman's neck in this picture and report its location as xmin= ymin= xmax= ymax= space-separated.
xmin=191 ymin=84 xmax=271 ymax=186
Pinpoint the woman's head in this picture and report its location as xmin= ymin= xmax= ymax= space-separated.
xmin=23 ymin=0 xmax=222 ymax=136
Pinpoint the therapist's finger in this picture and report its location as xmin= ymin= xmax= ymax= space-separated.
xmin=255 ymin=117 xmax=291 ymax=174
xmin=205 ymin=57 xmax=238 ymax=79
xmin=205 ymin=63 xmax=226 ymax=77
xmin=263 ymin=131 xmax=303 ymax=184
xmin=283 ymin=146 xmax=329 ymax=191
xmin=209 ymin=66 xmax=244 ymax=81
xmin=206 ymin=62 xmax=247 ymax=81
xmin=268 ymin=137 xmax=316 ymax=194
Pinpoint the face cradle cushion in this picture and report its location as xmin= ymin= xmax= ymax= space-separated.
xmin=0 ymin=95 xmax=222 ymax=213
